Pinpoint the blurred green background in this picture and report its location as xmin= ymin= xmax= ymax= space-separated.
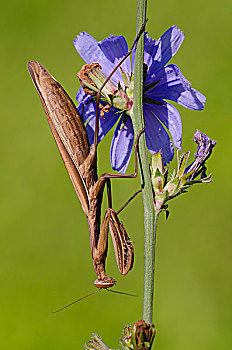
xmin=1 ymin=0 xmax=231 ymax=349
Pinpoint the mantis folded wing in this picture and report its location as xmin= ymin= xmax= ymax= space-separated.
xmin=28 ymin=61 xmax=138 ymax=288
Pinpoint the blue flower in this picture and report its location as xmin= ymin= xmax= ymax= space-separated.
xmin=73 ymin=26 xmax=206 ymax=173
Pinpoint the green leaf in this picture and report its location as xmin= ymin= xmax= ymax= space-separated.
xmin=176 ymin=152 xmax=190 ymax=178
xmin=82 ymin=81 xmax=99 ymax=93
xmin=120 ymin=67 xmax=130 ymax=87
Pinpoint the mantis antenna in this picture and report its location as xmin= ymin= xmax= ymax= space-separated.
xmin=53 ymin=288 xmax=138 ymax=313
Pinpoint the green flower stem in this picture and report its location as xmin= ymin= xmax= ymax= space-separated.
xmin=133 ymin=0 xmax=159 ymax=323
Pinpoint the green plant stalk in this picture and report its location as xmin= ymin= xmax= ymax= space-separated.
xmin=133 ymin=0 xmax=159 ymax=323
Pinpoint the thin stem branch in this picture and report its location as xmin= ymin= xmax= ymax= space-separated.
xmin=133 ymin=0 xmax=159 ymax=323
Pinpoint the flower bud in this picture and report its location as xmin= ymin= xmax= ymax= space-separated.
xmin=150 ymin=152 xmax=165 ymax=193
xmin=121 ymin=320 xmax=156 ymax=350
xmin=151 ymin=131 xmax=216 ymax=214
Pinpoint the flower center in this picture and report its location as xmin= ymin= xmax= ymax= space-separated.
xmin=77 ymin=63 xmax=134 ymax=118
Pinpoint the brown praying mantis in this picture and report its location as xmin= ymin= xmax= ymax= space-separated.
xmin=27 ymin=22 xmax=146 ymax=294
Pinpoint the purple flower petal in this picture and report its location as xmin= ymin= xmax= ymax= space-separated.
xmin=110 ymin=116 xmax=134 ymax=174
xmin=143 ymin=33 xmax=159 ymax=71
xmin=99 ymin=35 xmax=131 ymax=82
xmin=77 ymin=96 xmax=94 ymax=123
xmin=145 ymin=102 xmax=182 ymax=149
xmin=144 ymin=103 xmax=174 ymax=164
xmin=76 ymin=87 xmax=91 ymax=104
xmin=74 ymin=32 xmax=115 ymax=79
xmin=148 ymin=26 xmax=185 ymax=75
xmin=74 ymin=32 xmax=128 ymax=86
xmin=77 ymin=100 xmax=120 ymax=145
xmin=147 ymin=64 xmax=206 ymax=110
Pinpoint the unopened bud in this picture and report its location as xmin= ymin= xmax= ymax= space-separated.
xmin=133 ymin=320 xmax=156 ymax=349
xmin=121 ymin=320 xmax=156 ymax=350
xmin=151 ymin=131 xmax=216 ymax=215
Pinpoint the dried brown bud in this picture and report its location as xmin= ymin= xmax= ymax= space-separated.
xmin=133 ymin=320 xmax=156 ymax=349
xmin=77 ymin=63 xmax=101 ymax=95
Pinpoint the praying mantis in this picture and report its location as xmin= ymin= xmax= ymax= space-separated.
xmin=27 ymin=34 xmax=146 ymax=295
xmin=27 ymin=22 xmax=146 ymax=296
xmin=28 ymin=61 xmax=142 ymax=290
